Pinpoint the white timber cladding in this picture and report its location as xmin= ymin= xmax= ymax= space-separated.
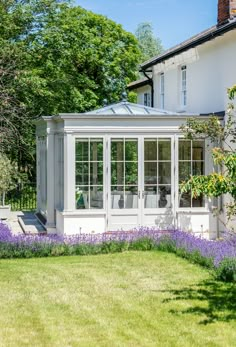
xmin=149 ymin=30 xmax=236 ymax=113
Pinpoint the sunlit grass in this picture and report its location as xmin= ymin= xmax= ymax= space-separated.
xmin=0 ymin=252 xmax=235 ymax=346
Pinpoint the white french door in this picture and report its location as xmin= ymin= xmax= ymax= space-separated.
xmin=107 ymin=136 xmax=175 ymax=231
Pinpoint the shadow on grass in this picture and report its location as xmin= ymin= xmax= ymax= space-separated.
xmin=163 ymin=279 xmax=236 ymax=325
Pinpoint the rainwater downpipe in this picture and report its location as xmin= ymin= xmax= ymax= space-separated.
xmin=141 ymin=69 xmax=154 ymax=107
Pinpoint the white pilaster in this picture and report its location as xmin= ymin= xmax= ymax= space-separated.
xmin=64 ymin=132 xmax=75 ymax=211
xmin=46 ymin=123 xmax=56 ymax=230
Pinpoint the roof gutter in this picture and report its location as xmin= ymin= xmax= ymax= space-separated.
xmin=140 ymin=20 xmax=236 ymax=70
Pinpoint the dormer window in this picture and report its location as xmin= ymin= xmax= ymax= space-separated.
xmin=181 ymin=65 xmax=187 ymax=107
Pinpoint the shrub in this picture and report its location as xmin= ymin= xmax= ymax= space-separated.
xmin=215 ymin=258 xmax=236 ymax=282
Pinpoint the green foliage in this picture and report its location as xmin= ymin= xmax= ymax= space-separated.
xmin=24 ymin=5 xmax=141 ymax=114
xmin=0 ymin=0 xmax=141 ymax=177
xmin=215 ymin=258 xmax=236 ymax=282
xmin=0 ymin=154 xmax=19 ymax=205
xmin=135 ymin=22 xmax=163 ymax=62
xmin=180 ymin=89 xmax=236 ymax=228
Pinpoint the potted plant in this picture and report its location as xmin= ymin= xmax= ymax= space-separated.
xmin=0 ymin=153 xmax=17 ymax=219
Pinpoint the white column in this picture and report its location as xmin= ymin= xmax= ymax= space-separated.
xmin=46 ymin=124 xmax=56 ymax=230
xmin=64 ymin=132 xmax=75 ymax=211
xmin=36 ymin=136 xmax=41 ymax=212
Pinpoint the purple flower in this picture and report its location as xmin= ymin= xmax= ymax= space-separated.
xmin=0 ymin=221 xmax=235 ymax=267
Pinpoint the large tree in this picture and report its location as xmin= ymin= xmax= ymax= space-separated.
xmin=22 ymin=4 xmax=141 ymax=115
xmin=0 ymin=0 xmax=141 ymax=177
xmin=135 ymin=22 xmax=163 ymax=62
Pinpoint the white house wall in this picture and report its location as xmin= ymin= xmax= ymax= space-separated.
xmin=136 ymin=85 xmax=152 ymax=105
xmin=151 ymin=30 xmax=236 ymax=113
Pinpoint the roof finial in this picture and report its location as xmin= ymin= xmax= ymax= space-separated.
xmin=103 ymin=98 xmax=108 ymax=106
xmin=121 ymin=91 xmax=127 ymax=101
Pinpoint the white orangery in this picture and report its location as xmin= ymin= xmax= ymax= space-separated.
xmin=36 ymin=101 xmax=220 ymax=238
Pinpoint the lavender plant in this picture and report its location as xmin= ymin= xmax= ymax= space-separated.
xmin=0 ymin=222 xmax=236 ymax=281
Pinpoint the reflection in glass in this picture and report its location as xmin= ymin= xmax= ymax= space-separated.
xmin=125 ymin=162 xmax=138 ymax=185
xmin=111 ymin=162 xmax=124 ymax=185
xmin=90 ymin=162 xmax=103 ymax=185
xmin=76 ymin=139 xmax=88 ymax=161
xmin=193 ymin=195 xmax=204 ymax=207
xmin=158 ymin=186 xmax=171 ymax=208
xmin=144 ymin=186 xmax=158 ymax=208
xmin=144 ymin=162 xmax=157 ymax=184
xmin=125 ymin=186 xmax=138 ymax=209
xmin=179 ymin=140 xmax=191 ymax=160
xmin=111 ymin=139 xmax=123 ymax=161
xmin=90 ymin=139 xmax=103 ymax=161
xmin=90 ymin=186 xmax=103 ymax=209
xmin=75 ymin=186 xmax=88 ymax=209
xmin=111 ymin=186 xmax=124 ymax=209
xmin=179 ymin=162 xmax=191 ymax=183
xmin=144 ymin=140 xmax=157 ymax=161
xmin=193 ymin=161 xmax=204 ymax=176
xmin=179 ymin=191 xmax=191 ymax=208
xmin=76 ymin=163 xmax=88 ymax=185
xmin=125 ymin=139 xmax=138 ymax=161
xmin=159 ymin=140 xmax=171 ymax=160
xmin=159 ymin=162 xmax=171 ymax=184
xmin=193 ymin=141 xmax=204 ymax=160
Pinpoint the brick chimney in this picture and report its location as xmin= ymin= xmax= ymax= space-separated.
xmin=218 ymin=0 xmax=236 ymax=25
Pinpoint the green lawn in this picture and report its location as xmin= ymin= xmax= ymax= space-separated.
xmin=0 ymin=252 xmax=235 ymax=347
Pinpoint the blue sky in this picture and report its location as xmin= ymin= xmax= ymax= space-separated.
xmin=74 ymin=0 xmax=217 ymax=49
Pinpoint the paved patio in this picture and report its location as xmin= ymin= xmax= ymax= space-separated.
xmin=6 ymin=211 xmax=46 ymax=235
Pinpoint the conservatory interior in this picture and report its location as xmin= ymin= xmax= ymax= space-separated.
xmin=36 ymin=101 xmax=220 ymax=237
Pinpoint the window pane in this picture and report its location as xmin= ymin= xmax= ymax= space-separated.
xmin=125 ymin=186 xmax=138 ymax=209
xmin=90 ymin=139 xmax=103 ymax=161
xmin=125 ymin=162 xmax=138 ymax=185
xmin=111 ymin=186 xmax=124 ymax=209
xmin=179 ymin=162 xmax=191 ymax=183
xmin=193 ymin=141 xmax=204 ymax=160
xmin=76 ymin=186 xmax=88 ymax=209
xmin=159 ymin=162 xmax=171 ymax=184
xmin=193 ymin=161 xmax=204 ymax=176
xmin=111 ymin=162 xmax=124 ymax=185
xmin=76 ymin=139 xmax=88 ymax=161
xmin=159 ymin=140 xmax=171 ymax=160
xmin=144 ymin=186 xmax=158 ymax=209
xmin=90 ymin=187 xmax=103 ymax=209
xmin=90 ymin=162 xmax=103 ymax=185
xmin=192 ymin=195 xmax=204 ymax=207
xmin=144 ymin=139 xmax=157 ymax=160
xmin=159 ymin=186 xmax=171 ymax=208
xmin=179 ymin=191 xmax=191 ymax=208
xmin=179 ymin=140 xmax=191 ymax=160
xmin=111 ymin=139 xmax=123 ymax=161
xmin=76 ymin=162 xmax=88 ymax=185
xmin=125 ymin=139 xmax=138 ymax=161
xmin=145 ymin=162 xmax=157 ymax=184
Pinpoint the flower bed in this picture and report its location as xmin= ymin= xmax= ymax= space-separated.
xmin=0 ymin=222 xmax=236 ymax=281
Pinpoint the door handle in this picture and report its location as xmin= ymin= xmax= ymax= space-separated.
xmin=138 ymin=191 xmax=141 ymax=199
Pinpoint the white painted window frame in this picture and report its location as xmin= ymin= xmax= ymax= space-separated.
xmin=175 ymin=136 xmax=207 ymax=212
xmin=180 ymin=65 xmax=187 ymax=108
xmin=74 ymin=136 xmax=106 ymax=211
xmin=160 ymin=73 xmax=165 ymax=109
